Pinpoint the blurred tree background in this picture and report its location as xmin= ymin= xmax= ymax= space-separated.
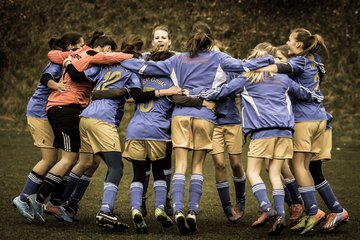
xmin=0 ymin=0 xmax=359 ymax=145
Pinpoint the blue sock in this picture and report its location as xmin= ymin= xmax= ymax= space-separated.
xmin=61 ymin=171 xmax=81 ymax=203
xmin=100 ymin=182 xmax=118 ymax=213
xmin=69 ymin=175 xmax=91 ymax=207
xmin=273 ymin=189 xmax=285 ymax=217
xmin=130 ymin=181 xmax=143 ymax=211
xmin=298 ymin=186 xmax=318 ymax=215
xmin=142 ymin=170 xmax=151 ymax=199
xmin=316 ymin=180 xmax=342 ymax=213
xmin=216 ymin=181 xmax=231 ymax=209
xmin=189 ymin=174 xmax=203 ymax=213
xmin=284 ymin=179 xmax=303 ymax=204
xmin=20 ymin=171 xmax=44 ymax=202
xmin=284 ymin=185 xmax=293 ymax=206
xmin=154 ymin=180 xmax=167 ymax=210
xmin=234 ymin=175 xmax=246 ymax=209
xmin=172 ymin=173 xmax=185 ymax=214
xmin=252 ymin=183 xmax=271 ymax=212
xmin=164 ymin=169 xmax=172 ymax=196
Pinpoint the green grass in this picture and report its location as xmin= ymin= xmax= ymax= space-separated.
xmin=0 ymin=130 xmax=358 ymax=239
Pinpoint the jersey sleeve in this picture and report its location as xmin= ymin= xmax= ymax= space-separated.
xmin=125 ymin=73 xmax=142 ymax=89
xmin=288 ymin=56 xmax=306 ymax=75
xmin=219 ymin=52 xmax=275 ymax=73
xmin=287 ymin=77 xmax=323 ymax=102
xmin=47 ymin=50 xmax=72 ymax=64
xmin=121 ymin=56 xmax=174 ymax=77
xmin=42 ymin=63 xmax=62 ymax=81
xmin=199 ymin=75 xmax=247 ymax=101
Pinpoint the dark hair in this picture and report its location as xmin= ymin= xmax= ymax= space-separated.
xmin=149 ymin=51 xmax=175 ymax=61
xmin=48 ymin=32 xmax=83 ymax=50
xmin=184 ymin=21 xmax=214 ymax=58
xmin=292 ymin=28 xmax=328 ymax=56
xmin=120 ymin=34 xmax=144 ymax=54
xmin=89 ymin=31 xmax=117 ymax=51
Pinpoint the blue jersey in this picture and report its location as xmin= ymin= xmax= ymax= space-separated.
xmin=80 ymin=64 xmax=141 ymax=126
xmin=26 ymin=63 xmax=63 ymax=118
xmin=197 ymin=73 xmax=321 ymax=138
xmin=288 ymin=54 xmax=327 ymax=122
xmin=215 ymin=72 xmax=241 ymax=126
xmin=121 ymin=51 xmax=274 ymax=123
xmin=125 ymin=75 xmax=174 ymax=141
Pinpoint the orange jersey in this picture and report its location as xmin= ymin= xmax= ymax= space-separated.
xmin=46 ymin=46 xmax=133 ymax=110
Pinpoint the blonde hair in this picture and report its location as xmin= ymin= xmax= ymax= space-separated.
xmin=243 ymin=42 xmax=277 ymax=83
xmin=292 ymin=28 xmax=328 ymax=57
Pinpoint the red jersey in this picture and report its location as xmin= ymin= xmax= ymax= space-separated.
xmin=46 ymin=46 xmax=133 ymax=110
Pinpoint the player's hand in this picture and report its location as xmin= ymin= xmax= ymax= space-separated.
xmin=181 ymin=89 xmax=190 ymax=96
xmin=63 ymin=56 xmax=72 ymax=67
xmin=56 ymin=82 xmax=71 ymax=92
xmin=203 ymin=100 xmax=216 ymax=112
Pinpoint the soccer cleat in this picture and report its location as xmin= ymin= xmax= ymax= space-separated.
xmin=224 ymin=206 xmax=241 ymax=222
xmin=28 ymin=194 xmax=45 ymax=223
xmin=300 ymin=209 xmax=326 ymax=235
xmin=13 ymin=196 xmax=34 ymax=221
xmin=268 ymin=215 xmax=286 ymax=236
xmin=165 ymin=197 xmax=173 ymax=216
xmin=251 ymin=208 xmax=277 ymax=228
xmin=236 ymin=200 xmax=245 ymax=219
xmin=291 ymin=215 xmax=308 ymax=231
xmin=44 ymin=201 xmax=73 ymax=222
xmin=96 ymin=211 xmax=129 ymax=232
xmin=186 ymin=210 xmax=197 ymax=233
xmin=155 ymin=208 xmax=173 ymax=228
xmin=141 ymin=197 xmax=147 ymax=217
xmin=289 ymin=203 xmax=305 ymax=225
xmin=131 ymin=209 xmax=148 ymax=234
xmin=174 ymin=211 xmax=190 ymax=235
xmin=62 ymin=202 xmax=79 ymax=222
xmin=322 ymin=209 xmax=349 ymax=232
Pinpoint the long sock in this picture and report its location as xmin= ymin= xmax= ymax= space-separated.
xmin=50 ymin=175 xmax=70 ymax=205
xmin=36 ymin=172 xmax=62 ymax=203
xmin=316 ymin=180 xmax=342 ymax=213
xmin=130 ymin=181 xmax=143 ymax=211
xmin=20 ymin=171 xmax=44 ymax=202
xmin=142 ymin=170 xmax=151 ymax=198
xmin=284 ymin=185 xmax=293 ymax=206
xmin=68 ymin=175 xmax=91 ymax=208
xmin=234 ymin=175 xmax=246 ymax=209
xmin=252 ymin=183 xmax=271 ymax=212
xmin=154 ymin=180 xmax=167 ymax=210
xmin=100 ymin=182 xmax=118 ymax=213
xmin=189 ymin=174 xmax=203 ymax=214
xmin=216 ymin=181 xmax=232 ymax=209
xmin=61 ymin=171 xmax=81 ymax=203
xmin=164 ymin=168 xmax=172 ymax=196
xmin=298 ymin=186 xmax=318 ymax=215
xmin=284 ymin=179 xmax=303 ymax=204
xmin=172 ymin=173 xmax=185 ymax=214
xmin=273 ymin=189 xmax=285 ymax=217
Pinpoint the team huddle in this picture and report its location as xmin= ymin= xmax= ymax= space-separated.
xmin=12 ymin=22 xmax=349 ymax=236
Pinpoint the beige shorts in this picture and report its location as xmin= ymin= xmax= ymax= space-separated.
xmin=312 ymin=128 xmax=332 ymax=161
xmin=122 ymin=139 xmax=166 ymax=161
xmin=248 ymin=137 xmax=293 ymax=159
xmin=27 ymin=116 xmax=55 ymax=148
xmin=171 ymin=116 xmax=215 ymax=150
xmin=293 ymin=120 xmax=327 ymax=154
xmin=79 ymin=117 xmax=121 ymax=154
xmin=211 ymin=124 xmax=243 ymax=155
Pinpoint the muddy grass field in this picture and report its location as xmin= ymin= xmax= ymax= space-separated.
xmin=0 ymin=130 xmax=358 ymax=240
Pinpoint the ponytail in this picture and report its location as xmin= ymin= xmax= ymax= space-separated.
xmin=48 ymin=32 xmax=83 ymax=51
xmin=184 ymin=22 xmax=214 ymax=58
xmin=292 ymin=28 xmax=328 ymax=57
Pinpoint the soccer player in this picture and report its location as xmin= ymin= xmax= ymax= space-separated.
xmin=12 ymin=32 xmax=82 ymax=222
xmin=27 ymin=32 xmax=133 ymax=223
xmin=258 ymin=28 xmax=329 ymax=235
xmin=309 ymin=115 xmax=349 ymax=232
xmin=120 ymin=22 xmax=276 ymax=235
xmin=191 ymin=42 xmax=323 ymax=236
